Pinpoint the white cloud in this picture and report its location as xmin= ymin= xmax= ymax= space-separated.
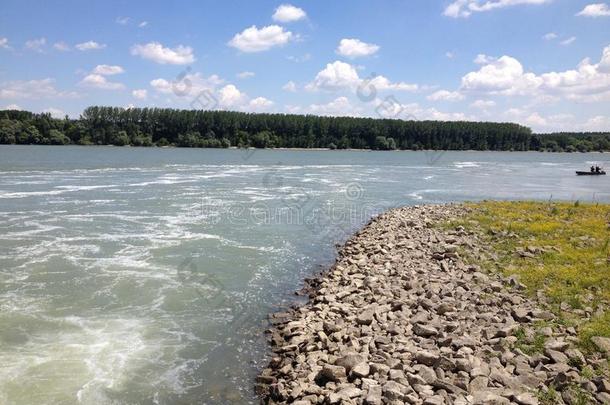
xmin=543 ymin=32 xmax=558 ymax=40
xmin=116 ymin=16 xmax=130 ymax=25
xmin=75 ymin=41 xmax=106 ymax=51
xmin=0 ymin=78 xmax=78 ymax=99
xmin=228 ymin=25 xmax=293 ymax=53
xmin=53 ymin=41 xmax=70 ymax=51
xmin=306 ymin=60 xmax=418 ymax=92
xmin=132 ymin=89 xmax=147 ymax=99
xmin=474 ymin=54 xmax=495 ymax=64
xmin=427 ymin=90 xmax=465 ymax=101
xmin=444 ymin=0 xmax=552 ymax=18
xmin=131 ymin=42 xmax=195 ymax=64
xmin=306 ymin=61 xmax=360 ymax=91
xmin=460 ymin=45 xmax=610 ymax=102
xmin=272 ymin=4 xmax=307 ymax=22
xmin=560 ymin=36 xmax=576 ymax=46
xmin=237 ymin=71 xmax=255 ymax=79
xmin=4 ymin=104 xmax=22 ymax=110
xmin=309 ymin=97 xmax=362 ymax=117
xmin=139 ymin=21 xmax=148 ymax=28
xmin=373 ymin=98 xmax=471 ymax=121
xmin=461 ymin=55 xmax=542 ymax=95
xmin=248 ymin=97 xmax=274 ymax=111
xmin=336 ymin=38 xmax=380 ymax=58
xmin=282 ymin=81 xmax=297 ymax=92
xmin=583 ymin=115 xmax=610 ymax=131
xmin=79 ymin=74 xmax=124 ymax=90
xmin=150 ymin=72 xmax=224 ymax=96
xmin=0 ymin=38 xmax=9 ymax=49
xmin=446 ymin=51 xmax=455 ymax=59
xmin=577 ymin=3 xmax=610 ymax=17
xmin=470 ymin=99 xmax=496 ymax=108
xmin=42 ymin=107 xmax=66 ymax=118
xmin=218 ymin=84 xmax=247 ymax=107
xmin=92 ymin=64 xmax=124 ymax=75
xmin=25 ymin=37 xmax=46 ymax=52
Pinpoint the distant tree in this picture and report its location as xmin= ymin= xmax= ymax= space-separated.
xmin=109 ymin=130 xmax=131 ymax=146
xmin=48 ymin=129 xmax=70 ymax=145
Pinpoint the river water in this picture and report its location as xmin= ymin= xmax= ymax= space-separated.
xmin=0 ymin=145 xmax=608 ymax=404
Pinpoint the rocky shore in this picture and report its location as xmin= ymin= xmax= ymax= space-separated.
xmin=257 ymin=204 xmax=610 ymax=404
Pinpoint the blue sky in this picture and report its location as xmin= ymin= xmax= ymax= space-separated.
xmin=1 ymin=0 xmax=609 ymax=132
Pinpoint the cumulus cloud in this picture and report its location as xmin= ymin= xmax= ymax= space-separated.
xmin=309 ymin=97 xmax=362 ymax=117
xmin=131 ymin=42 xmax=195 ymax=64
xmin=427 ymin=90 xmax=465 ymax=101
xmin=150 ymin=72 xmax=224 ymax=96
xmin=4 ymin=104 xmax=22 ymax=110
xmin=336 ymin=38 xmax=380 ymax=58
xmin=272 ymin=4 xmax=307 ymax=22
xmin=218 ymin=84 xmax=247 ymax=107
xmin=139 ymin=21 xmax=149 ymax=28
xmin=25 ymin=37 xmax=46 ymax=52
xmin=0 ymin=38 xmax=10 ymax=49
xmin=306 ymin=60 xmax=418 ymax=92
xmin=92 ymin=64 xmax=124 ymax=75
xmin=470 ymin=99 xmax=496 ymax=109
xmin=237 ymin=71 xmax=255 ymax=79
xmin=577 ymin=3 xmax=610 ymax=17
xmin=0 ymin=78 xmax=78 ymax=99
xmin=132 ymin=89 xmax=147 ymax=99
xmin=460 ymin=44 xmax=610 ymax=102
xmin=583 ymin=115 xmax=610 ymax=130
xmin=75 ymin=41 xmax=106 ymax=51
xmin=228 ymin=25 xmax=293 ymax=53
xmin=248 ymin=96 xmax=274 ymax=111
xmin=444 ymin=0 xmax=552 ymax=18
xmin=282 ymin=81 xmax=297 ymax=92
xmin=79 ymin=74 xmax=124 ymax=90
xmin=42 ymin=107 xmax=66 ymax=118
xmin=373 ymin=97 xmax=471 ymax=121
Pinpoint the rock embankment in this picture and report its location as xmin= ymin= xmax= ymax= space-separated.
xmin=257 ymin=204 xmax=609 ymax=404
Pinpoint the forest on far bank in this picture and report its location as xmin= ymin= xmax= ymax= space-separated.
xmin=1 ymin=107 xmax=609 ymax=152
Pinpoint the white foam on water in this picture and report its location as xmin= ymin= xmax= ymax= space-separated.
xmin=453 ymin=161 xmax=481 ymax=168
xmin=0 ymin=189 xmax=69 ymax=198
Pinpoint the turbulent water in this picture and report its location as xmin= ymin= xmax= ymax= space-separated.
xmin=0 ymin=145 xmax=609 ymax=405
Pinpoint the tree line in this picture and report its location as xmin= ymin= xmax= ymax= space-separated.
xmin=1 ymin=107 xmax=609 ymax=152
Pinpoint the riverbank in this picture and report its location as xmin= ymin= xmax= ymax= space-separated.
xmin=257 ymin=202 xmax=610 ymax=404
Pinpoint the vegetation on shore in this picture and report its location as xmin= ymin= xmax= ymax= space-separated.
xmin=450 ymin=201 xmax=610 ymax=352
xmin=1 ymin=107 xmax=610 ymax=151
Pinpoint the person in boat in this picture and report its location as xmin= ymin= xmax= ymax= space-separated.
xmin=591 ymin=166 xmax=596 ymax=173
xmin=596 ymin=166 xmax=602 ymax=173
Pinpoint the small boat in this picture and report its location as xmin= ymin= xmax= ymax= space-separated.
xmin=576 ymin=171 xmax=606 ymax=176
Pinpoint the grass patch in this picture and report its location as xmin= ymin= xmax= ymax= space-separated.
xmin=514 ymin=327 xmax=547 ymax=355
xmin=449 ymin=201 xmax=610 ymax=352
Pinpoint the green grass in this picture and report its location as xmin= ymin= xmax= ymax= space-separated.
xmin=514 ymin=327 xmax=547 ymax=355
xmin=448 ymin=201 xmax=610 ymax=352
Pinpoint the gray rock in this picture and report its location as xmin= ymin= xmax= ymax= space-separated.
xmin=514 ymin=392 xmax=539 ymax=405
xmin=351 ymin=362 xmax=370 ymax=378
xmin=320 ymin=364 xmax=347 ymax=382
xmin=364 ymin=385 xmax=382 ymax=405
xmin=335 ymin=353 xmax=365 ymax=373
xmin=415 ymin=350 xmax=440 ymax=366
xmin=591 ymin=336 xmax=610 ymax=353
xmin=413 ymin=323 xmax=439 ymax=337
xmin=357 ymin=309 xmax=375 ymax=326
